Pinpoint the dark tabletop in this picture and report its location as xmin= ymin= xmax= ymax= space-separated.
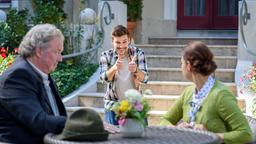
xmin=44 ymin=126 xmax=220 ymax=144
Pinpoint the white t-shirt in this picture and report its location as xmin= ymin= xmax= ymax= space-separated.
xmin=115 ymin=57 xmax=135 ymax=100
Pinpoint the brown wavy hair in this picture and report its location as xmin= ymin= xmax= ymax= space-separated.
xmin=111 ymin=25 xmax=129 ymax=37
xmin=182 ymin=41 xmax=217 ymax=76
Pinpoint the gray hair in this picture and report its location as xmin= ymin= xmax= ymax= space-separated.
xmin=19 ymin=24 xmax=64 ymax=58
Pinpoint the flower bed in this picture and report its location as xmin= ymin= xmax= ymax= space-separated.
xmin=239 ymin=63 xmax=256 ymax=118
xmin=0 ymin=47 xmax=18 ymax=75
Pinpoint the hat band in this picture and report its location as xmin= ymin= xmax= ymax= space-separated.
xmin=62 ymin=129 xmax=106 ymax=137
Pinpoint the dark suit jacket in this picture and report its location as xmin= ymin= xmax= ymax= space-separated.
xmin=0 ymin=57 xmax=67 ymax=144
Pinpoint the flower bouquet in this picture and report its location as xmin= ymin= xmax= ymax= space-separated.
xmin=239 ymin=63 xmax=256 ymax=118
xmin=112 ymin=89 xmax=151 ymax=137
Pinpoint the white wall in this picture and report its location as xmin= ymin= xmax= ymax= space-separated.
xmin=97 ymin=1 xmax=127 ymax=56
xmin=238 ymin=0 xmax=256 ymax=61
xmin=235 ymin=0 xmax=256 ymax=97
xmin=136 ymin=0 xmax=177 ymax=44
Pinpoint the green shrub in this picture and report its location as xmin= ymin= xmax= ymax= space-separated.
xmin=0 ymin=23 xmax=11 ymax=48
xmin=122 ymin=0 xmax=143 ymax=22
xmin=30 ymin=0 xmax=78 ymax=55
xmin=0 ymin=9 xmax=29 ymax=51
xmin=31 ymin=0 xmax=66 ymax=18
xmin=31 ymin=1 xmax=64 ymax=26
xmin=52 ymin=62 xmax=98 ymax=97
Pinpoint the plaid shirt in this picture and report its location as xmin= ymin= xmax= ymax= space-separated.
xmin=99 ymin=45 xmax=149 ymax=110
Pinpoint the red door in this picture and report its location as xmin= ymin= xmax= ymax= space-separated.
xmin=177 ymin=0 xmax=238 ymax=29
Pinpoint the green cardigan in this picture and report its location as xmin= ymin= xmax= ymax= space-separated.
xmin=160 ymin=80 xmax=253 ymax=144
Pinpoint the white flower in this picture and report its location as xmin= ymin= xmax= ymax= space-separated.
xmin=124 ymin=89 xmax=142 ymax=104
xmin=143 ymin=89 xmax=153 ymax=95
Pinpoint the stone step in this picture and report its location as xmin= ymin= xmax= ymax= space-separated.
xmin=140 ymin=81 xmax=237 ymax=96
xmin=146 ymin=55 xmax=237 ymax=68
xmin=66 ymin=96 xmax=245 ymax=126
xmin=65 ymin=106 xmax=165 ymax=126
xmin=97 ymin=81 xmax=237 ymax=96
xmin=148 ymin=37 xmax=237 ymax=45
xmin=77 ymin=92 xmax=244 ymax=112
xmin=148 ymin=68 xmax=235 ymax=82
xmin=78 ymin=93 xmax=179 ymax=111
xmin=78 ymin=93 xmax=104 ymax=108
xmin=176 ymin=30 xmax=238 ymax=38
xmin=137 ymin=44 xmax=237 ymax=56
xmin=144 ymin=95 xmax=179 ymax=111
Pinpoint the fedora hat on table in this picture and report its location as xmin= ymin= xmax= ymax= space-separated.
xmin=55 ymin=108 xmax=109 ymax=142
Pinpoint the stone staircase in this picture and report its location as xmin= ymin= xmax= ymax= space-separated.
xmin=65 ymin=37 xmax=245 ymax=125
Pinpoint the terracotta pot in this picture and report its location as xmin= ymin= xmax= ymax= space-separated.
xmin=127 ymin=21 xmax=136 ymax=38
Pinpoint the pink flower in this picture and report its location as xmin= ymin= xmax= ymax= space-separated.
xmin=240 ymin=89 xmax=243 ymax=94
xmin=1 ymin=53 xmax=7 ymax=58
xmin=118 ymin=117 xmax=126 ymax=126
xmin=240 ymin=64 xmax=256 ymax=93
xmin=0 ymin=47 xmax=6 ymax=53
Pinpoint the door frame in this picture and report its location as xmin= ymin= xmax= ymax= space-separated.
xmin=212 ymin=0 xmax=238 ymax=29
xmin=177 ymin=0 xmax=238 ymax=30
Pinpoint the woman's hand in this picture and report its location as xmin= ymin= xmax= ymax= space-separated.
xmin=177 ymin=122 xmax=193 ymax=129
xmin=177 ymin=122 xmax=207 ymax=131
xmin=216 ymin=133 xmax=224 ymax=143
xmin=193 ymin=124 xmax=207 ymax=131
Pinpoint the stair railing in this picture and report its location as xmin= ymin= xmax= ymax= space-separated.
xmin=239 ymin=0 xmax=256 ymax=56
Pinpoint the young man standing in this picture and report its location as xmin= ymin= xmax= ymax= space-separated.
xmin=100 ymin=25 xmax=149 ymax=125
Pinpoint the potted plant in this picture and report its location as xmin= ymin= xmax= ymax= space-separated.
xmin=112 ymin=89 xmax=151 ymax=137
xmin=122 ymin=0 xmax=143 ymax=37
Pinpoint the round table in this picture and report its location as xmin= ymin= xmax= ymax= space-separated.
xmin=44 ymin=126 xmax=220 ymax=144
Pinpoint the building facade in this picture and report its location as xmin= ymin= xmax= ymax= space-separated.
xmin=0 ymin=0 xmax=239 ymax=44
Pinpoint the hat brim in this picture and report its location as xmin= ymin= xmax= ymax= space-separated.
xmin=55 ymin=130 xmax=109 ymax=142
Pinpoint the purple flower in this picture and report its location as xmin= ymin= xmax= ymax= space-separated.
xmin=135 ymin=102 xmax=143 ymax=111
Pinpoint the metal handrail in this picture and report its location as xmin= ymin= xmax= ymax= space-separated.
xmin=99 ymin=1 xmax=114 ymax=32
xmin=239 ymin=0 xmax=256 ymax=56
xmin=63 ymin=1 xmax=113 ymax=60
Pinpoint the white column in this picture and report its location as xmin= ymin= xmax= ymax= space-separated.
xmin=236 ymin=1 xmax=256 ymax=97
xmin=11 ymin=0 xmax=18 ymax=10
xmin=0 ymin=10 xmax=6 ymax=22
xmin=164 ymin=0 xmax=177 ymax=20
xmin=98 ymin=1 xmax=127 ymax=54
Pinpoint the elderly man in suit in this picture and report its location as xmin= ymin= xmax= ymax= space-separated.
xmin=0 ymin=24 xmax=67 ymax=144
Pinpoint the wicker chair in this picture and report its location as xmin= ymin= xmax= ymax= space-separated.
xmin=245 ymin=115 xmax=256 ymax=144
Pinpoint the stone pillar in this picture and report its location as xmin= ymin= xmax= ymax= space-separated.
xmin=237 ymin=0 xmax=256 ymax=61
xmin=11 ymin=0 xmax=18 ymax=10
xmin=80 ymin=8 xmax=97 ymax=51
xmin=0 ymin=10 xmax=7 ymax=22
xmin=97 ymin=1 xmax=127 ymax=57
